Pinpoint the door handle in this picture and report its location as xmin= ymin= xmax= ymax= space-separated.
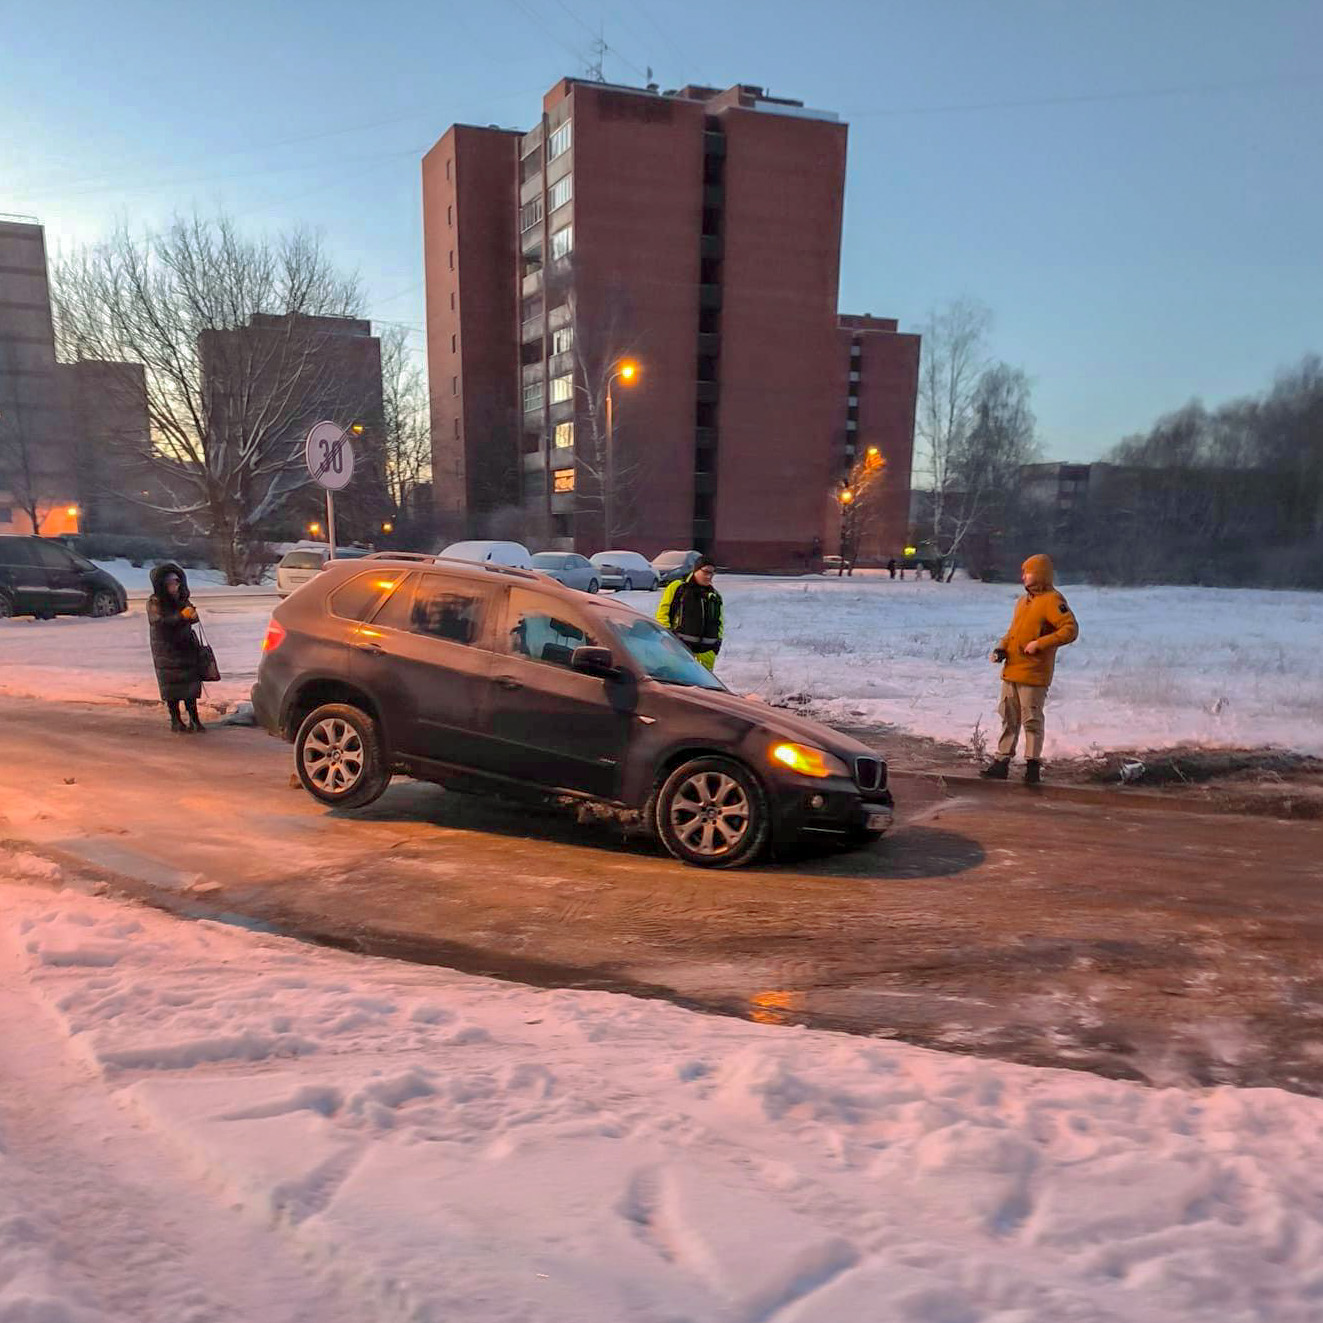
xmin=494 ymin=676 xmax=522 ymax=691
xmin=355 ymin=641 xmax=384 ymax=656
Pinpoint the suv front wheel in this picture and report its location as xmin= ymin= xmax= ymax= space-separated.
xmin=295 ymin=703 xmax=391 ymax=810
xmin=654 ymin=755 xmax=770 ymax=869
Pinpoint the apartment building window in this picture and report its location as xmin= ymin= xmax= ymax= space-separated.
xmin=553 ymin=468 xmax=575 ymax=494
xmin=548 ymin=120 xmax=572 ymax=162
xmin=453 ymin=418 xmax=459 ymax=438
xmin=548 ymin=174 xmax=572 ymax=213
xmin=445 ymin=159 xmax=451 ymax=180
xmin=550 ymin=224 xmax=573 ymax=261
xmin=452 ymin=376 xmax=459 ymax=396
xmin=451 ymin=333 xmax=457 ymax=353
xmin=450 ymin=291 xmax=455 ymax=311
xmin=520 ymin=198 xmax=543 ymax=233
xmin=523 ymin=381 xmax=544 ymax=413
xmin=849 ymin=370 xmax=861 ymax=383
xmin=447 ymin=204 xmax=453 ymax=228
xmin=448 ymin=249 xmax=454 ymax=270
xmin=552 ymin=326 xmax=573 ymax=356
xmin=550 ymin=374 xmax=573 ymax=404
xmin=554 ymin=420 xmax=574 ymax=451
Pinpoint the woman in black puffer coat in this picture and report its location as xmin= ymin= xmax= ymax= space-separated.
xmin=147 ymin=562 xmax=206 ymax=733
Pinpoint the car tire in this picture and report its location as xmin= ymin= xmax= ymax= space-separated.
xmin=622 ymin=577 xmax=634 ymax=592
xmin=294 ymin=703 xmax=391 ymax=811
xmin=653 ymin=755 xmax=770 ymax=869
xmin=587 ymin=578 xmax=600 ymax=594
xmin=88 ymin=589 xmax=119 ymax=618
xmin=0 ymin=591 xmax=13 ymax=620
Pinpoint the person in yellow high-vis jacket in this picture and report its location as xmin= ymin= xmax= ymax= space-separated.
xmin=656 ymin=556 xmax=723 ymax=671
xmin=980 ymin=553 xmax=1079 ymax=785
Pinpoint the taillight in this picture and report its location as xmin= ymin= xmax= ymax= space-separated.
xmin=262 ymin=619 xmax=287 ymax=652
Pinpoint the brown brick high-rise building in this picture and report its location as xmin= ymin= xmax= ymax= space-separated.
xmin=421 ymin=80 xmax=918 ymax=569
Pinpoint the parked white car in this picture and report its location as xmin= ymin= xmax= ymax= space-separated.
xmin=530 ymin=552 xmax=600 ymax=593
xmin=590 ymin=550 xmax=659 ymax=591
xmin=275 ymin=545 xmax=370 ymax=597
xmin=438 ymin=540 xmax=533 ymax=570
xmin=652 ymin=549 xmax=702 ymax=586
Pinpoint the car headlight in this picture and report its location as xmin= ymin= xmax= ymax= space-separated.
xmin=769 ymin=742 xmax=850 ymax=779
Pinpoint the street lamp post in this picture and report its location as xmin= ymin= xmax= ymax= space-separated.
xmin=837 ymin=486 xmax=855 ymax=577
xmin=603 ymin=360 xmax=638 ymax=548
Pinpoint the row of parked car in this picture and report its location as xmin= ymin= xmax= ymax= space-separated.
xmin=276 ymin=542 xmax=704 ymax=598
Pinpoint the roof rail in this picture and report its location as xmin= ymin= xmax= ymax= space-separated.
xmin=362 ymin=550 xmax=434 ymax=561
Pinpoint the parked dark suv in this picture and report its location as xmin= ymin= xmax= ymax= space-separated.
xmin=251 ymin=556 xmax=893 ymax=868
xmin=0 ymin=535 xmax=128 ymax=620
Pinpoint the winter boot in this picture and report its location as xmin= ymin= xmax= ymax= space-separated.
xmin=170 ymin=716 xmax=187 ymax=734
xmin=1024 ymin=760 xmax=1042 ymax=786
xmin=188 ymin=717 xmax=207 ymax=734
xmin=979 ymin=758 xmax=1010 ymax=781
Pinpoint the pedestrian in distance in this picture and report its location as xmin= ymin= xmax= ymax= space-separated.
xmin=887 ymin=558 xmax=897 ymax=580
xmin=148 ymin=562 xmax=208 ymax=734
xmin=656 ymin=554 xmax=723 ymax=671
xmin=981 ymin=553 xmax=1079 ymax=785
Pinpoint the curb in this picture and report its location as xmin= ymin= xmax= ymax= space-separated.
xmin=886 ymin=769 xmax=1314 ymax=821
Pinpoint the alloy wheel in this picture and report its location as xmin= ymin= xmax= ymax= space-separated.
xmin=91 ymin=591 xmax=117 ymax=617
xmin=668 ymin=770 xmax=751 ymax=859
xmin=301 ymin=717 xmax=365 ymax=795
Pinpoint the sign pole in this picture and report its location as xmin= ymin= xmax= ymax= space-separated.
xmin=325 ymin=488 xmax=337 ymax=560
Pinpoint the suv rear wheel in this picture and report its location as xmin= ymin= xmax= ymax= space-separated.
xmin=654 ymin=755 xmax=770 ymax=869
xmin=295 ymin=703 xmax=391 ymax=810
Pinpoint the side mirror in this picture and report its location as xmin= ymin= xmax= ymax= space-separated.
xmin=572 ymin=645 xmax=619 ymax=678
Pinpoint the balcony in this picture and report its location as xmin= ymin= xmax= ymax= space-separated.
xmin=520 ymin=315 xmax=544 ymax=344
xmin=521 ymin=361 xmax=545 ymax=387
xmin=696 ymin=332 xmax=721 ymax=357
xmin=522 ymin=268 xmax=544 ymax=299
xmin=703 ymin=184 xmax=724 ymax=207
xmin=700 ymin=234 xmax=723 ymax=260
xmin=695 ymin=380 xmax=719 ymax=405
xmin=699 ymin=284 xmax=722 ymax=311
xmin=551 ymin=490 xmax=576 ymax=516
xmin=523 ymin=450 xmax=546 ymax=471
xmin=693 ymin=470 xmax=716 ymax=496
xmin=694 ymin=426 xmax=717 ymax=451
xmin=548 ymin=350 xmax=574 ymax=379
xmin=702 ymin=130 xmax=726 ymax=157
xmin=691 ymin=518 xmax=715 ymax=541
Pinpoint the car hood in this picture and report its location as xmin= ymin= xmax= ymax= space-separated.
xmin=654 ymin=682 xmax=879 ymax=761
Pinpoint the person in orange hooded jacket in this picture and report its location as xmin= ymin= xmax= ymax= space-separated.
xmin=980 ymin=553 xmax=1078 ymax=785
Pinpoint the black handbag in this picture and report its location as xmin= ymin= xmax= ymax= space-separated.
xmin=194 ymin=620 xmax=221 ymax=683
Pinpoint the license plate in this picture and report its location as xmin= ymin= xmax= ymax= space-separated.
xmin=866 ymin=809 xmax=892 ymax=831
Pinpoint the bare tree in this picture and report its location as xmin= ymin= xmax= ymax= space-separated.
xmin=0 ymin=399 xmax=43 ymax=534
xmin=543 ymin=266 xmax=642 ymax=546
xmin=379 ymin=326 xmax=432 ymax=522
xmin=915 ymin=297 xmax=992 ymax=559
xmin=52 ymin=214 xmax=368 ymax=582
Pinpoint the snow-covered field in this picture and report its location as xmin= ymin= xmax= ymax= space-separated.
xmin=2 ymin=573 xmax=1321 ymax=756
xmin=3 ymin=868 xmax=1323 ymax=1322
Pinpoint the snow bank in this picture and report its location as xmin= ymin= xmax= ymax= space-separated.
xmin=3 ymin=574 xmax=1321 ymax=756
xmin=4 ymin=875 xmax=1323 ymax=1321
xmin=91 ymin=559 xmax=272 ymax=594
xmin=667 ymin=575 xmax=1323 ymax=757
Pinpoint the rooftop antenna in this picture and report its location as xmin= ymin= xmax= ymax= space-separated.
xmin=585 ymin=23 xmax=607 ymax=82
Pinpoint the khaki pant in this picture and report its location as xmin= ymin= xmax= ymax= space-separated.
xmin=997 ymin=681 xmax=1047 ymax=761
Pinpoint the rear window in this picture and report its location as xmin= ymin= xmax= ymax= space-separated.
xmin=281 ymin=550 xmax=323 ymax=570
xmin=329 ymin=570 xmax=408 ymax=622
xmin=654 ymin=552 xmax=686 ymax=569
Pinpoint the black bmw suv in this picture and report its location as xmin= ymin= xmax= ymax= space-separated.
xmin=252 ymin=555 xmax=893 ymax=868
xmin=0 ymin=535 xmax=128 ymax=620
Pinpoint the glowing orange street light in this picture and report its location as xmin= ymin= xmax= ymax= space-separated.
xmin=381 ymin=521 xmax=394 ymax=534
xmin=308 ymin=521 xmax=322 ymax=537
xmin=838 ymin=488 xmax=855 ymax=505
xmin=604 ymin=360 xmax=641 ymax=545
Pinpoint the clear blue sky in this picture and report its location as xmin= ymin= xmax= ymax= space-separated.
xmin=4 ymin=0 xmax=1320 ymax=459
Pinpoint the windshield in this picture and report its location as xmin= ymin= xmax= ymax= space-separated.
xmin=531 ymin=554 xmax=566 ymax=568
xmin=653 ymin=551 xmax=686 ymax=569
xmin=609 ymin=614 xmax=725 ymax=690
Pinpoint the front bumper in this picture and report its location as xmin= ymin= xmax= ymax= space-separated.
xmin=767 ymin=776 xmax=895 ymax=842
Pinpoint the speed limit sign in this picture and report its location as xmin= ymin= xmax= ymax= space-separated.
xmin=305 ymin=420 xmax=356 ymax=491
